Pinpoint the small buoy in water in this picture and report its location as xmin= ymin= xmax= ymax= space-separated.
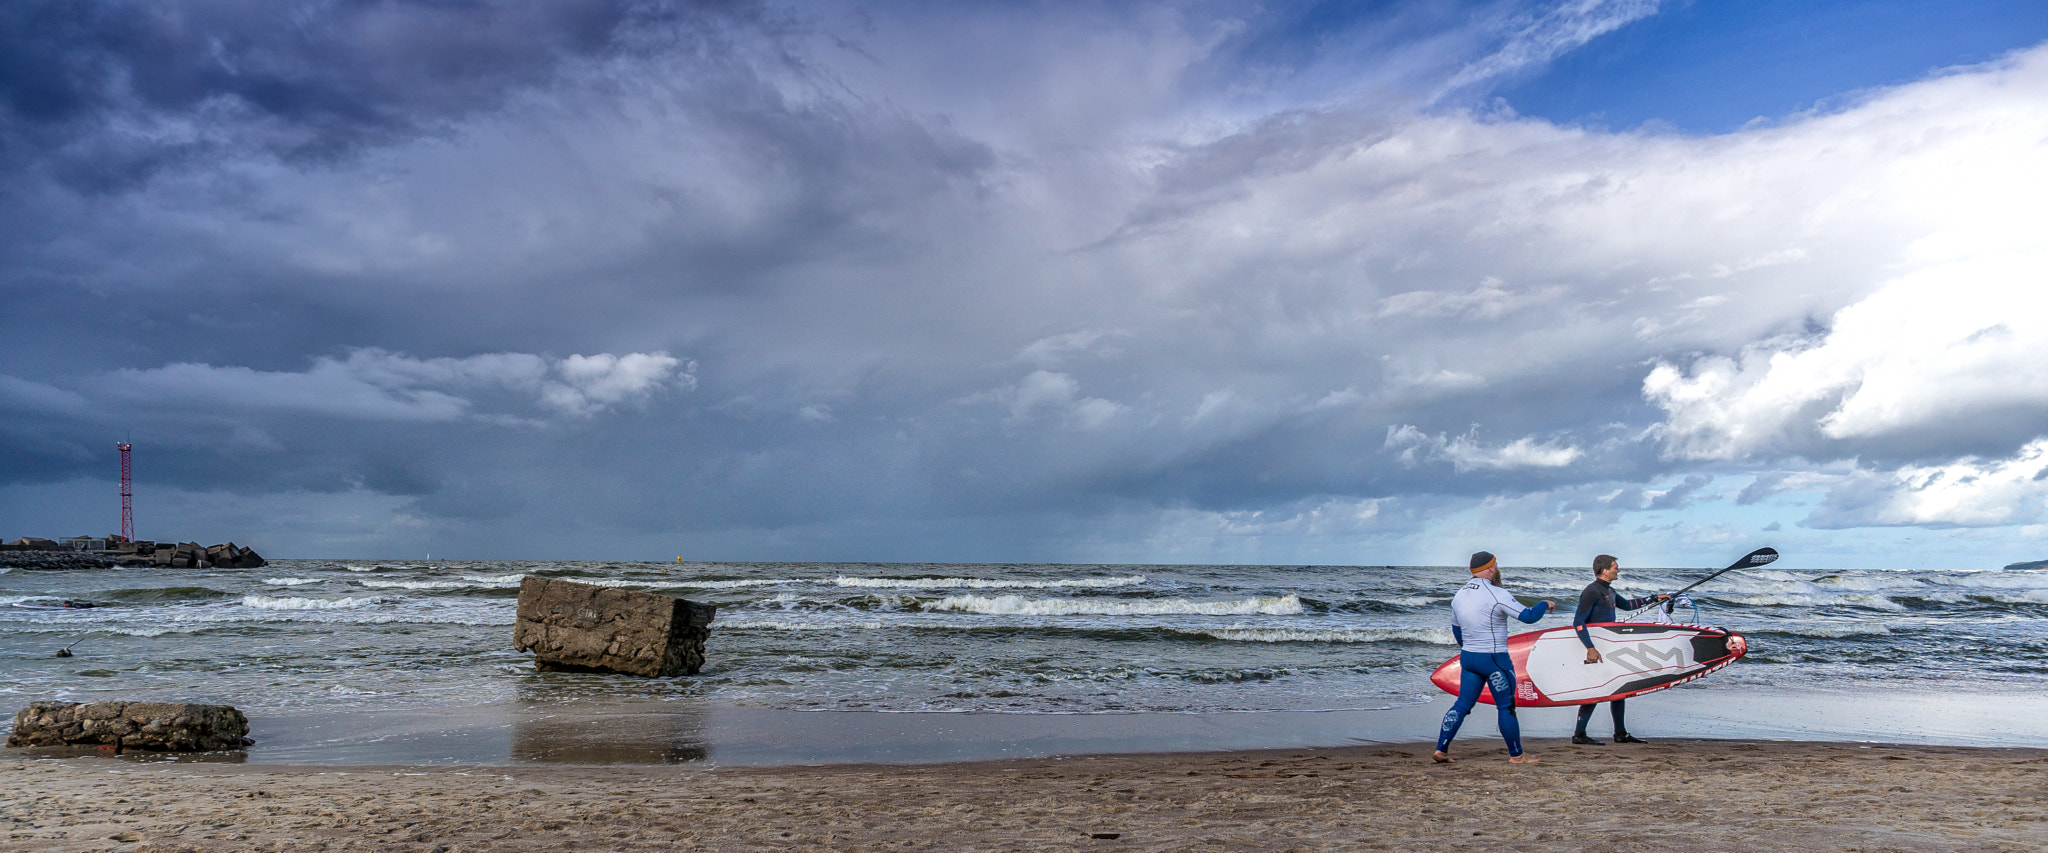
xmin=54 ymin=648 xmax=73 ymax=658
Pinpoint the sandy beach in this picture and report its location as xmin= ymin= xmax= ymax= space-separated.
xmin=7 ymin=739 xmax=2046 ymax=852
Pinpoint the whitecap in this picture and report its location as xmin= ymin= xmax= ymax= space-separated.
xmin=1187 ymin=626 xmax=1456 ymax=644
xmin=1363 ymin=596 xmax=1437 ymax=608
xmin=921 ymin=593 xmax=1303 ymax=617
xmin=263 ymin=577 xmax=323 ymax=586
xmin=676 ymin=578 xmax=801 ymax=589
xmin=719 ymin=620 xmax=889 ymax=631
xmin=834 ymin=575 xmax=1147 ymax=590
xmin=1712 ymin=592 xmax=1905 ymax=611
xmin=241 ymin=594 xmax=381 ymax=610
xmin=1758 ymin=623 xmax=1895 ymax=638
xmin=357 ymin=579 xmax=473 ymax=590
xmin=357 ymin=575 xmax=523 ymax=590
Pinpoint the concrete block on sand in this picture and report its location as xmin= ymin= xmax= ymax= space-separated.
xmin=7 ymin=700 xmax=252 ymax=751
xmin=513 ymin=576 xmax=716 ymax=677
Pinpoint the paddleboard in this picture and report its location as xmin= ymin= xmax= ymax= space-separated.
xmin=1430 ymin=622 xmax=1746 ymax=707
xmin=9 ymin=601 xmax=97 ymax=610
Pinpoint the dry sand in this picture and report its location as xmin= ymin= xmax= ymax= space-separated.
xmin=6 ymin=739 xmax=2046 ymax=852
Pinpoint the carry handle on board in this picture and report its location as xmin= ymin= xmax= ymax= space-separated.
xmin=1670 ymin=547 xmax=1778 ymax=597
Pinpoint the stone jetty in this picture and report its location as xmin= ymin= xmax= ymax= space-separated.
xmin=2 ymin=537 xmax=266 ymax=568
xmin=513 ymin=576 xmax=716 ymax=677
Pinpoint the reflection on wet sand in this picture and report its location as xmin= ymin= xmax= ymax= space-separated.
xmin=510 ymin=704 xmax=708 ymax=764
xmin=6 ymin=744 xmax=250 ymax=764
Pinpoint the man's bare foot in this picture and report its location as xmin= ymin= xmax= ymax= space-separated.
xmin=1508 ymin=754 xmax=1542 ymax=764
xmin=1432 ymin=750 xmax=1453 ymax=764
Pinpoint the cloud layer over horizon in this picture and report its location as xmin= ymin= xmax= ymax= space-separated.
xmin=4 ymin=1 xmax=2045 ymax=568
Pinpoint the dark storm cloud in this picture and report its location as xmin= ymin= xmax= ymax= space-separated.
xmin=0 ymin=0 xmax=644 ymax=187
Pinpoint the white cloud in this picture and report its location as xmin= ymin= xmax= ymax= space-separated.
xmin=1385 ymin=425 xmax=1582 ymax=471
xmin=1807 ymin=439 xmax=2048 ymax=528
xmin=544 ymin=352 xmax=694 ymax=416
xmin=1645 ymin=252 xmax=2048 ymax=460
xmin=100 ymin=348 xmax=692 ymax=421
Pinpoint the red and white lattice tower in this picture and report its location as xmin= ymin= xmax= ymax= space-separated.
xmin=118 ymin=442 xmax=134 ymax=542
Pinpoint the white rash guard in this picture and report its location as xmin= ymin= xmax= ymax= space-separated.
xmin=1451 ymin=576 xmax=1537 ymax=654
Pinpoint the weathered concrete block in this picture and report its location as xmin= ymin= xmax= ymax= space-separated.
xmin=7 ymin=701 xmax=252 ymax=751
xmin=512 ymin=576 xmax=715 ymax=677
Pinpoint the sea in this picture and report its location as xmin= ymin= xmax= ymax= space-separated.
xmin=5 ymin=559 xmax=2048 ymax=763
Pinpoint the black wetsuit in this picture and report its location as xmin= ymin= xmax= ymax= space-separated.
xmin=1573 ymin=578 xmax=1656 ymax=739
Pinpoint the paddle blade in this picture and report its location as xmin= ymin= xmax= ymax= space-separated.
xmin=1670 ymin=547 xmax=1780 ymax=597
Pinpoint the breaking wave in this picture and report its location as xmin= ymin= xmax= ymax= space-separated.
xmin=833 ymin=575 xmax=1147 ymax=590
xmin=264 ymin=577 xmax=323 ymax=586
xmin=719 ymin=619 xmax=889 ymax=632
xmin=241 ymin=594 xmax=382 ymax=610
xmin=1754 ymin=623 xmax=1895 ymax=638
xmin=921 ymin=593 xmax=1303 ymax=617
xmin=673 ymin=578 xmax=800 ymax=589
xmin=1182 ymin=626 xmax=1456 ymax=644
xmin=356 ymin=573 xmax=525 ymax=591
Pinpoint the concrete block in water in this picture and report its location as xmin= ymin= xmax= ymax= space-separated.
xmin=7 ymin=701 xmax=252 ymax=751
xmin=512 ymin=576 xmax=715 ymax=677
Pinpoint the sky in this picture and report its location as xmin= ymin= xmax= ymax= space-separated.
xmin=4 ymin=0 xmax=2048 ymax=569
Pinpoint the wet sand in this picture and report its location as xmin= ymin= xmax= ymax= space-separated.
xmin=7 ymin=739 xmax=2046 ymax=852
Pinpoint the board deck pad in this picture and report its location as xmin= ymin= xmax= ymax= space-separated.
xmin=1430 ymin=622 xmax=1747 ymax=707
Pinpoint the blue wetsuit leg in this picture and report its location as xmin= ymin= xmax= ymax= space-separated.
xmin=1436 ymin=651 xmax=1523 ymax=756
xmin=1437 ymin=663 xmax=1484 ymax=752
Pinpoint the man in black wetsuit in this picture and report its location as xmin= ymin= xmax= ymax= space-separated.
xmin=1572 ymin=554 xmax=1669 ymax=745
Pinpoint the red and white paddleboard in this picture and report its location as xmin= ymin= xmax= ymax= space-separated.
xmin=1430 ymin=623 xmax=1747 ymax=708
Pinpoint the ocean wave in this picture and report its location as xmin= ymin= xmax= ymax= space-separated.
xmin=1183 ymin=626 xmax=1455 ymax=644
xmin=356 ymin=573 xmax=525 ymax=591
xmin=357 ymin=579 xmax=472 ymax=591
xmin=674 ymin=578 xmax=800 ymax=589
xmin=719 ymin=619 xmax=889 ymax=631
xmin=1709 ymin=592 xmax=1905 ymax=611
xmin=833 ymin=575 xmax=1147 ymax=590
xmin=264 ymin=577 xmax=323 ymax=586
xmin=744 ymin=591 xmax=917 ymax=611
xmin=1754 ymin=623 xmax=1894 ymax=638
xmin=241 ymin=594 xmax=382 ymax=610
xmin=1374 ymin=596 xmax=1438 ymax=607
xmin=921 ymin=593 xmax=1304 ymax=617
xmin=99 ymin=586 xmax=234 ymax=602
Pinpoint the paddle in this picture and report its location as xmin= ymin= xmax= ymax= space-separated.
xmin=1670 ymin=547 xmax=1779 ymax=598
xmin=1623 ymin=546 xmax=1778 ymax=621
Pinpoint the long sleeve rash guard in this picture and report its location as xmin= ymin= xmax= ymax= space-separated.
xmin=1450 ymin=577 xmax=1549 ymax=653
